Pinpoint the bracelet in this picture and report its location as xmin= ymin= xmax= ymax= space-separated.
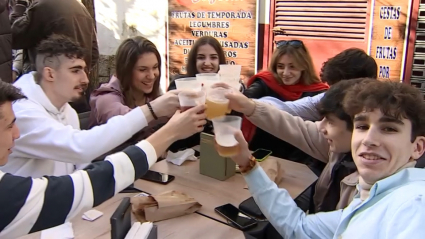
xmin=146 ymin=102 xmax=158 ymax=120
xmin=239 ymin=155 xmax=257 ymax=174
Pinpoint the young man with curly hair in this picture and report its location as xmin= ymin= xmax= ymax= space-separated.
xmin=0 ymin=35 xmax=185 ymax=178
xmin=229 ymin=79 xmax=425 ymax=238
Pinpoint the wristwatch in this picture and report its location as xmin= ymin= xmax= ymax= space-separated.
xmin=239 ymin=155 xmax=257 ymax=174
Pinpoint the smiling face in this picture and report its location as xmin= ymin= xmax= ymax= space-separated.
xmin=318 ymin=113 xmax=353 ymax=153
xmin=131 ymin=53 xmax=159 ymax=94
xmin=275 ymin=54 xmax=302 ymax=85
xmin=0 ymin=102 xmax=20 ymax=166
xmin=47 ymin=55 xmax=88 ymax=103
xmin=196 ymin=44 xmax=219 ymax=74
xmin=352 ymin=109 xmax=425 ymax=184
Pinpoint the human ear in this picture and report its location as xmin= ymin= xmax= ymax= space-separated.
xmin=42 ymin=67 xmax=55 ymax=83
xmin=411 ymin=136 xmax=425 ymax=160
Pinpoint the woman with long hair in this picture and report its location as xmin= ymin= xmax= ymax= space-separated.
xmin=243 ymin=40 xmax=329 ymax=167
xmin=89 ymin=36 xmax=163 ymax=127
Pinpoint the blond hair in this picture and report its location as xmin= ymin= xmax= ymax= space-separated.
xmin=268 ymin=44 xmax=320 ymax=85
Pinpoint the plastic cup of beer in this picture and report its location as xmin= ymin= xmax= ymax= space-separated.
xmin=205 ymin=87 xmax=231 ymax=120
xmin=212 ymin=116 xmax=242 ymax=157
xmin=175 ymin=77 xmax=202 ymax=91
xmin=178 ymin=90 xmax=206 ymax=112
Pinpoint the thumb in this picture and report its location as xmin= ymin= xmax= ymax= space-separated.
xmin=172 ymin=109 xmax=181 ymax=117
xmin=234 ymin=130 xmax=247 ymax=145
xmin=168 ymin=89 xmax=181 ymax=95
xmin=186 ymin=104 xmax=205 ymax=114
xmin=224 ymin=92 xmax=237 ymax=101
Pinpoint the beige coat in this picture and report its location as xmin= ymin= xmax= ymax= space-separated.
xmin=247 ymin=101 xmax=358 ymax=211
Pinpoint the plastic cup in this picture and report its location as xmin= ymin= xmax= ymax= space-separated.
xmin=219 ymin=65 xmax=242 ymax=91
xmin=178 ymin=90 xmax=206 ymax=112
xmin=196 ymin=73 xmax=220 ymax=92
xmin=205 ymin=87 xmax=232 ymax=120
xmin=219 ymin=64 xmax=241 ymax=76
xmin=175 ymin=77 xmax=202 ymax=91
xmin=212 ymin=116 xmax=242 ymax=157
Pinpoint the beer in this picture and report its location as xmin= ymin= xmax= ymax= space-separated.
xmin=215 ymin=134 xmax=240 ymax=157
xmin=205 ymin=98 xmax=229 ymax=120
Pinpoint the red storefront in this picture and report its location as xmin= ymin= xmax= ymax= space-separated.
xmin=259 ymin=0 xmax=421 ymax=87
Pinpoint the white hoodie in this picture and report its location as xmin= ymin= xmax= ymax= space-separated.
xmin=0 ymin=72 xmax=149 ymax=177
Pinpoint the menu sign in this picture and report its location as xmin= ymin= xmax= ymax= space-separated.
xmin=369 ymin=0 xmax=412 ymax=81
xmin=168 ymin=0 xmax=258 ymax=79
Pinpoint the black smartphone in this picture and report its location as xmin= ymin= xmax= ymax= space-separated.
xmin=215 ymin=203 xmax=258 ymax=230
xmin=140 ymin=170 xmax=175 ymax=185
xmin=252 ymin=148 xmax=272 ymax=162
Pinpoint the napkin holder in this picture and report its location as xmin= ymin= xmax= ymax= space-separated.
xmin=199 ymin=132 xmax=236 ymax=181
xmin=111 ymin=197 xmax=158 ymax=239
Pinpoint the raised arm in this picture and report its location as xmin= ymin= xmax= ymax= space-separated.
xmin=0 ymin=140 xmax=157 ymax=239
xmin=12 ymin=105 xmax=149 ymax=163
xmin=245 ymin=166 xmax=341 ymax=238
xmin=258 ymin=93 xmax=324 ymax=121
xmin=0 ymin=104 xmax=206 ymax=239
xmin=230 ymin=131 xmax=340 ymax=239
xmin=247 ymin=101 xmax=329 ymax=162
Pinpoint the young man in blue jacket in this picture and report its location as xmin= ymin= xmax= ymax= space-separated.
xmin=227 ymin=79 xmax=425 ymax=238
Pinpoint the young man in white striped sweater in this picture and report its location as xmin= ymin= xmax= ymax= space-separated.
xmin=0 ymin=81 xmax=207 ymax=239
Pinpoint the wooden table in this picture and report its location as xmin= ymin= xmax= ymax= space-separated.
xmin=19 ymin=193 xmax=244 ymax=239
xmin=135 ymin=157 xmax=317 ymax=222
xmin=18 ymin=156 xmax=316 ymax=239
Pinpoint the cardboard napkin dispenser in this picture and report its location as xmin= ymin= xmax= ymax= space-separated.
xmin=199 ymin=132 xmax=236 ymax=181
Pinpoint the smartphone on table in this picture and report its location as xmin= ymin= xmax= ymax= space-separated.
xmin=215 ymin=203 xmax=258 ymax=230
xmin=140 ymin=170 xmax=175 ymax=185
xmin=252 ymin=148 xmax=272 ymax=162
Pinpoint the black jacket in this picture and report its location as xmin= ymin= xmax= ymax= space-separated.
xmin=0 ymin=0 xmax=12 ymax=83
xmin=10 ymin=0 xmax=99 ymax=72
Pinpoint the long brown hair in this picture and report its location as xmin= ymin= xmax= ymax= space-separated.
xmin=268 ymin=42 xmax=320 ymax=85
xmin=186 ymin=36 xmax=226 ymax=76
xmin=115 ymin=36 xmax=161 ymax=107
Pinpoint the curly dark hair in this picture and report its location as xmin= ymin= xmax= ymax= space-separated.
xmin=34 ymin=34 xmax=85 ymax=83
xmin=343 ymin=80 xmax=425 ymax=141
xmin=317 ymin=78 xmax=375 ymax=131
xmin=36 ymin=34 xmax=85 ymax=60
xmin=320 ymin=48 xmax=377 ymax=85
xmin=0 ymin=81 xmax=26 ymax=118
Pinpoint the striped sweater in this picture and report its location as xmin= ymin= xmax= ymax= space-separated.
xmin=0 ymin=140 xmax=157 ymax=239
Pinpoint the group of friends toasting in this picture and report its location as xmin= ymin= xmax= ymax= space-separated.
xmin=1 ymin=32 xmax=424 ymax=239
